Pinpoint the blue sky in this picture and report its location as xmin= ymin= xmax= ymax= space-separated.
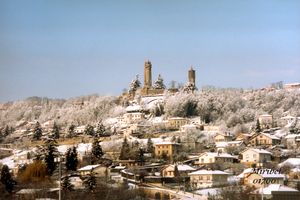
xmin=0 ymin=0 xmax=299 ymax=102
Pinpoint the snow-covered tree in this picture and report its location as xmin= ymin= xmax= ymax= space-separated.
xmin=51 ymin=122 xmax=60 ymax=139
xmin=153 ymin=74 xmax=166 ymax=89
xmin=83 ymin=169 xmax=97 ymax=191
xmin=33 ymin=121 xmax=43 ymax=140
xmin=62 ymin=176 xmax=74 ymax=191
xmin=91 ymin=138 xmax=104 ymax=162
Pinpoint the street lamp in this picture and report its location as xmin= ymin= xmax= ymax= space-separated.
xmin=54 ymin=157 xmax=62 ymax=200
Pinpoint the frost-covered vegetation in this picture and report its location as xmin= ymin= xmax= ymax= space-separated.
xmin=1 ymin=88 xmax=299 ymax=131
xmin=0 ymin=95 xmax=122 ymax=127
xmin=164 ymin=88 xmax=300 ymax=129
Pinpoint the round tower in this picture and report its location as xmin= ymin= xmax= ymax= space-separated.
xmin=144 ymin=60 xmax=152 ymax=89
xmin=188 ymin=66 xmax=196 ymax=86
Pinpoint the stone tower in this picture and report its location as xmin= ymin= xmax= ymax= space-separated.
xmin=188 ymin=66 xmax=196 ymax=86
xmin=144 ymin=60 xmax=152 ymax=89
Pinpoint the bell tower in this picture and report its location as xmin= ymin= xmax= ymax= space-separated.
xmin=144 ymin=60 xmax=152 ymax=89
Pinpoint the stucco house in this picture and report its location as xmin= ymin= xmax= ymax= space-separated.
xmin=188 ymin=170 xmax=229 ymax=189
xmin=241 ymin=148 xmax=272 ymax=166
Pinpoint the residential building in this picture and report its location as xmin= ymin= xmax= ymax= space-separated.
xmin=167 ymin=117 xmax=189 ymax=130
xmin=188 ymin=170 xmax=229 ymax=189
xmin=154 ymin=142 xmax=180 ymax=160
xmin=241 ymin=148 xmax=272 ymax=166
xmin=285 ymin=134 xmax=300 ymax=149
xmin=249 ymin=133 xmax=281 ymax=147
xmin=78 ymin=164 xmax=108 ymax=177
xmin=258 ymin=114 xmax=273 ymax=128
xmin=238 ymin=168 xmax=285 ymax=188
xmin=198 ymin=152 xmax=236 ymax=164
xmin=215 ymin=141 xmax=246 ymax=153
xmin=249 ymin=184 xmax=300 ymax=200
xmin=214 ymin=133 xmax=233 ymax=143
xmin=161 ymin=164 xmax=196 ymax=178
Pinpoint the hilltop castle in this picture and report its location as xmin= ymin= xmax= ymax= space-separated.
xmin=126 ymin=60 xmax=197 ymax=98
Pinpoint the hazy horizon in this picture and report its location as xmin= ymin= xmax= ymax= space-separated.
xmin=1 ymin=0 xmax=299 ymax=102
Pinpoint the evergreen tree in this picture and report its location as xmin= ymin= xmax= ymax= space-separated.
xmin=33 ymin=122 xmax=43 ymax=140
xmin=119 ymin=137 xmax=130 ymax=160
xmin=51 ymin=122 xmax=60 ymax=139
xmin=84 ymin=124 xmax=95 ymax=136
xmin=136 ymin=148 xmax=145 ymax=165
xmin=255 ymin=119 xmax=261 ymax=133
xmin=95 ymin=121 xmax=106 ymax=137
xmin=62 ymin=176 xmax=74 ymax=191
xmin=67 ymin=124 xmax=75 ymax=138
xmin=44 ymin=139 xmax=58 ymax=175
xmin=83 ymin=169 xmax=97 ymax=191
xmin=0 ymin=165 xmax=15 ymax=193
xmin=91 ymin=139 xmax=103 ymax=163
xmin=65 ymin=146 xmax=78 ymax=171
xmin=146 ymin=138 xmax=154 ymax=155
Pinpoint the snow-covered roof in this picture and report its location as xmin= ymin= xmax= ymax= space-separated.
xmin=181 ymin=124 xmax=196 ymax=128
xmin=78 ymin=164 xmax=100 ymax=171
xmin=281 ymin=115 xmax=295 ymax=120
xmin=262 ymin=133 xmax=280 ymax=140
xmin=189 ymin=170 xmax=228 ymax=175
xmin=279 ymin=158 xmax=300 ymax=167
xmin=155 ymin=142 xmax=180 ymax=145
xmin=201 ymin=152 xmax=236 ymax=158
xmin=254 ymin=184 xmax=298 ymax=195
xmin=285 ymin=134 xmax=300 ymax=139
xmin=243 ymin=148 xmax=272 ymax=155
xmin=165 ymin=164 xmax=195 ymax=171
xmin=125 ymin=105 xmax=143 ymax=112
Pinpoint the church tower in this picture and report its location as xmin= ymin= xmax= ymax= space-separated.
xmin=188 ymin=66 xmax=196 ymax=86
xmin=144 ymin=60 xmax=152 ymax=89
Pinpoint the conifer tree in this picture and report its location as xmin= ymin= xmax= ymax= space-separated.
xmin=255 ymin=119 xmax=261 ymax=133
xmin=91 ymin=139 xmax=103 ymax=163
xmin=119 ymin=137 xmax=130 ymax=160
xmin=83 ymin=169 xmax=97 ymax=191
xmin=95 ymin=121 xmax=106 ymax=137
xmin=146 ymin=138 xmax=154 ymax=155
xmin=65 ymin=146 xmax=78 ymax=171
xmin=136 ymin=148 xmax=145 ymax=165
xmin=51 ymin=122 xmax=60 ymax=139
xmin=67 ymin=124 xmax=75 ymax=138
xmin=84 ymin=124 xmax=95 ymax=136
xmin=44 ymin=139 xmax=58 ymax=175
xmin=0 ymin=165 xmax=15 ymax=193
xmin=62 ymin=176 xmax=74 ymax=191
xmin=33 ymin=122 xmax=43 ymax=140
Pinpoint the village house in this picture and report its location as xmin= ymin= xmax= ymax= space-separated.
xmin=280 ymin=115 xmax=298 ymax=126
xmin=180 ymin=124 xmax=197 ymax=133
xmin=214 ymin=132 xmax=233 ymax=143
xmin=258 ymin=114 xmax=273 ymax=128
xmin=241 ymin=148 xmax=272 ymax=167
xmin=154 ymin=142 xmax=181 ymax=160
xmin=215 ymin=140 xmax=246 ymax=153
xmin=78 ymin=164 xmax=108 ymax=177
xmin=284 ymin=134 xmax=300 ymax=149
xmin=235 ymin=133 xmax=252 ymax=143
xmin=167 ymin=117 xmax=189 ymax=130
xmin=249 ymin=133 xmax=281 ymax=147
xmin=197 ymin=152 xmax=236 ymax=165
xmin=161 ymin=164 xmax=196 ymax=178
xmin=249 ymin=184 xmax=300 ymax=200
xmin=188 ymin=170 xmax=229 ymax=189
xmin=74 ymin=125 xmax=86 ymax=134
